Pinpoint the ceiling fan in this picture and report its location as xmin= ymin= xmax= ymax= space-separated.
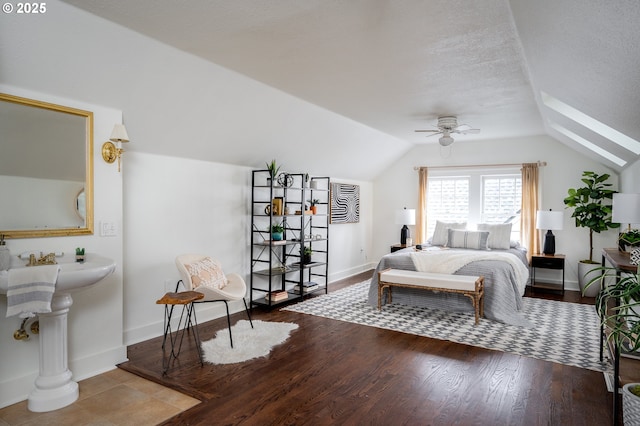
xmin=415 ymin=116 xmax=480 ymax=146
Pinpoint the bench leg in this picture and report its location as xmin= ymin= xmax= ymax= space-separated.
xmin=378 ymin=283 xmax=392 ymax=310
xmin=462 ymin=293 xmax=481 ymax=325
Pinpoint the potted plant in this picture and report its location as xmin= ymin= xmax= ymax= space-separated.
xmin=586 ymin=269 xmax=640 ymax=424
xmin=301 ymin=246 xmax=312 ymax=264
xmin=271 ymin=223 xmax=284 ymax=241
xmin=563 ymin=171 xmax=619 ymax=296
xmin=75 ymin=247 xmax=85 ymax=262
xmin=619 ymin=229 xmax=640 ymax=252
xmin=310 ymin=199 xmax=320 ymax=214
xmin=265 ymin=159 xmax=280 ymax=185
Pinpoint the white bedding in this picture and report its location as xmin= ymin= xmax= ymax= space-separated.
xmin=409 ymin=250 xmax=529 ymax=295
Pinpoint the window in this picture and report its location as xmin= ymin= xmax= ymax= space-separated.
xmin=425 ymin=168 xmax=521 ymax=242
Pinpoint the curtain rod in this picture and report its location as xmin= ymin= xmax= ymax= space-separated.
xmin=413 ymin=161 xmax=547 ymax=171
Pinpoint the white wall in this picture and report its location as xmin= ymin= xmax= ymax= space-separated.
xmin=372 ymin=135 xmax=620 ymax=290
xmin=0 ymin=85 xmax=126 ymax=408
xmin=123 ymin=152 xmax=374 ymax=344
xmin=621 ymin=159 xmax=640 ymax=193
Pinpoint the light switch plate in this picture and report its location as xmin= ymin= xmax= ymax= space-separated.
xmin=100 ymin=221 xmax=117 ymax=237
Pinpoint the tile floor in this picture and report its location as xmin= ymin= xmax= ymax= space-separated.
xmin=0 ymin=368 xmax=199 ymax=426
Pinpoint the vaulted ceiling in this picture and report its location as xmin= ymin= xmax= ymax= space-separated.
xmin=62 ymin=0 xmax=640 ymax=173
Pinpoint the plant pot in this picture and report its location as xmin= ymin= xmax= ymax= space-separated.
xmin=623 ymin=383 xmax=640 ymax=425
xmin=310 ymin=206 xmax=317 ymax=214
xmin=272 ymin=232 xmax=283 ymax=241
xmin=578 ymin=261 xmax=601 ymax=297
xmin=302 ymin=254 xmax=312 ymax=264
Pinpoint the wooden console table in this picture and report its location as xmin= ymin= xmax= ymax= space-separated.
xmin=601 ymin=248 xmax=638 ymax=425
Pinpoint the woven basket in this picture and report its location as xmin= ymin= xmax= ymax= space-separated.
xmin=622 ymin=383 xmax=640 ymax=425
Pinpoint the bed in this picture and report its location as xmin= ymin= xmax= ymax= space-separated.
xmin=367 ymin=223 xmax=531 ymax=327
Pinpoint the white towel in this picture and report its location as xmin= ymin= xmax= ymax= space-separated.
xmin=6 ymin=265 xmax=60 ymax=318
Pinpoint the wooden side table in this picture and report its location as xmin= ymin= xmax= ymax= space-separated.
xmin=156 ymin=291 xmax=204 ymax=374
xmin=530 ymin=254 xmax=565 ymax=294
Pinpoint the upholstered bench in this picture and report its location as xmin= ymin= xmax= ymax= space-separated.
xmin=377 ymin=268 xmax=485 ymax=325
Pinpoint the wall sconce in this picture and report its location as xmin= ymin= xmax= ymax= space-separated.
xmin=102 ymin=124 xmax=129 ymax=172
xmin=536 ymin=209 xmax=564 ymax=255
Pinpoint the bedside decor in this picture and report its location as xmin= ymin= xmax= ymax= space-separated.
xmin=395 ymin=207 xmax=415 ymax=245
xmin=536 ymin=209 xmax=563 ymax=255
xmin=330 ymin=183 xmax=359 ymax=224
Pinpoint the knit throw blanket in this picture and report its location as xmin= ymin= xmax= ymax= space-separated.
xmin=6 ymin=265 xmax=60 ymax=318
xmin=410 ymin=250 xmax=529 ymax=291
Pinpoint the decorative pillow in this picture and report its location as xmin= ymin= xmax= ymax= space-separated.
xmin=431 ymin=220 xmax=467 ymax=246
xmin=477 ymin=223 xmax=513 ymax=250
xmin=186 ymin=257 xmax=228 ymax=290
xmin=447 ymin=229 xmax=490 ymax=250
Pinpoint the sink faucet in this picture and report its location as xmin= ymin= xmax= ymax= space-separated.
xmin=26 ymin=252 xmax=57 ymax=267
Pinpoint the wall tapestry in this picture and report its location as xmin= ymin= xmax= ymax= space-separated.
xmin=330 ymin=183 xmax=360 ymax=224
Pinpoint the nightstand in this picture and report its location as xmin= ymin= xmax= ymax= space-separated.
xmin=390 ymin=244 xmax=412 ymax=253
xmin=530 ymin=254 xmax=565 ymax=293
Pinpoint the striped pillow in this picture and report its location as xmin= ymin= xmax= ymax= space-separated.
xmin=431 ymin=220 xmax=467 ymax=246
xmin=447 ymin=229 xmax=490 ymax=250
xmin=477 ymin=223 xmax=512 ymax=249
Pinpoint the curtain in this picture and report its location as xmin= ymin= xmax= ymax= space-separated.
xmin=416 ymin=167 xmax=428 ymax=244
xmin=521 ymin=163 xmax=539 ymax=261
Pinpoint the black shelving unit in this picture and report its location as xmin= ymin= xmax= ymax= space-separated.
xmin=250 ymin=170 xmax=330 ymax=308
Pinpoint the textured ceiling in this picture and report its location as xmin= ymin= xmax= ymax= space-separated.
xmin=61 ymin=0 xmax=640 ymax=173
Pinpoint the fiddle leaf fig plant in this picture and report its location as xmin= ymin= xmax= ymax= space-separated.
xmin=563 ymin=171 xmax=619 ymax=263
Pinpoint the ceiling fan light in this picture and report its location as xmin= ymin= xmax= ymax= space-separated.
xmin=439 ymin=135 xmax=454 ymax=146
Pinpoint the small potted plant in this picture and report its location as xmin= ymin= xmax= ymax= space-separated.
xmin=310 ymin=199 xmax=320 ymax=214
xmin=586 ymin=269 xmax=640 ymax=424
xmin=265 ymin=159 xmax=281 ymax=184
xmin=271 ymin=223 xmax=284 ymax=241
xmin=619 ymin=229 xmax=640 ymax=252
xmin=301 ymin=246 xmax=312 ymax=264
xmin=75 ymin=247 xmax=85 ymax=262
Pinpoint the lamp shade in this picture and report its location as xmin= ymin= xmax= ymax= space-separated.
xmin=536 ymin=210 xmax=563 ymax=230
xmin=612 ymin=193 xmax=640 ymax=225
xmin=109 ymin=124 xmax=129 ymax=143
xmin=395 ymin=208 xmax=416 ymax=225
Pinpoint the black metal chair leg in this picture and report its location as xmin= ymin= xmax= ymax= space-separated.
xmin=243 ymin=298 xmax=254 ymax=328
xmin=223 ymin=301 xmax=233 ymax=348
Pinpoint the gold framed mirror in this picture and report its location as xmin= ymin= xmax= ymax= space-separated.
xmin=0 ymin=93 xmax=94 ymax=238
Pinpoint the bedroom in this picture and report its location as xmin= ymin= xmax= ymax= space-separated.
xmin=1 ymin=0 xmax=639 ymax=423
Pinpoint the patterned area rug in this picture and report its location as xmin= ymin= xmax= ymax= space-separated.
xmin=283 ymin=280 xmax=611 ymax=372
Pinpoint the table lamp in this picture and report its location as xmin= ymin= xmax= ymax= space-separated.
xmin=395 ymin=208 xmax=416 ymax=245
xmin=536 ymin=209 xmax=563 ymax=255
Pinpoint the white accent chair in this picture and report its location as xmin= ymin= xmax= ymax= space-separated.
xmin=175 ymin=254 xmax=253 ymax=347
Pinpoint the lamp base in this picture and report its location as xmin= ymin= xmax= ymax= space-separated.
xmin=400 ymin=225 xmax=410 ymax=245
xmin=542 ymin=230 xmax=556 ymax=255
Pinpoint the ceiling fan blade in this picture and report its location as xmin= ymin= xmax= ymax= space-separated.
xmin=415 ymin=129 xmax=441 ymax=133
xmin=455 ymin=128 xmax=481 ymax=134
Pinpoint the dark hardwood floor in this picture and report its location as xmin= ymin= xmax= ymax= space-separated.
xmin=119 ymin=271 xmax=614 ymax=425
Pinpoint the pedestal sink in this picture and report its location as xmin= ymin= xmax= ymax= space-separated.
xmin=0 ymin=254 xmax=116 ymax=412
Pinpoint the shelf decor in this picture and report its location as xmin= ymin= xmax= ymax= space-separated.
xmin=330 ymin=183 xmax=360 ymax=224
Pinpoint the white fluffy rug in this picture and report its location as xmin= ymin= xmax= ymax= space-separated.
xmin=201 ymin=320 xmax=298 ymax=365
